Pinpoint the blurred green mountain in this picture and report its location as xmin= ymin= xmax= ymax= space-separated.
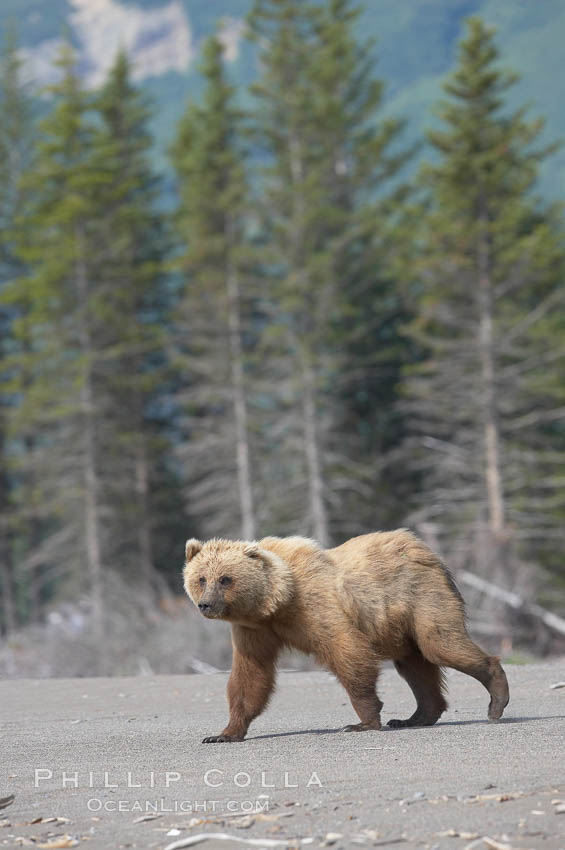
xmin=2 ymin=0 xmax=564 ymax=199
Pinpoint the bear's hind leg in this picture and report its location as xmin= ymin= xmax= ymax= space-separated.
xmin=388 ymin=650 xmax=447 ymax=728
xmin=416 ymin=626 xmax=509 ymax=721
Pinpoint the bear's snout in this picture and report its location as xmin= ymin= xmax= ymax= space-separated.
xmin=196 ymin=588 xmax=226 ymax=618
xmin=198 ymin=600 xmax=223 ymax=618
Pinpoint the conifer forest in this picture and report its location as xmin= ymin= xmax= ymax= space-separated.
xmin=1 ymin=1 xmax=564 ymax=675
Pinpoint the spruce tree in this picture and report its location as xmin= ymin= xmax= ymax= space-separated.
xmin=248 ymin=0 xmax=410 ymax=543
xmin=92 ymin=50 xmax=170 ymax=591
xmin=171 ymin=35 xmax=256 ymax=540
xmin=0 ymin=28 xmax=35 ymax=633
xmin=402 ymin=18 xmax=565 ymax=621
xmin=9 ymin=44 xmax=108 ymax=641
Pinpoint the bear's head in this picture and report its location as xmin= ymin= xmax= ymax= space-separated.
xmin=183 ymin=538 xmax=293 ymax=622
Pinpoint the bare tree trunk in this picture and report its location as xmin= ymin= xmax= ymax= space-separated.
xmin=0 ymin=434 xmax=16 ymax=635
xmin=226 ymin=240 xmax=255 ymax=540
xmin=134 ymin=440 xmax=170 ymax=597
xmin=81 ymin=364 xmax=104 ymax=639
xmin=289 ymin=131 xmax=329 ymax=546
xmin=300 ymin=351 xmax=329 ymax=546
xmin=134 ymin=441 xmax=155 ymax=582
xmin=75 ymin=226 xmax=104 ymax=641
xmin=477 ymin=210 xmax=505 ymax=538
xmin=0 ymin=538 xmax=16 ymax=636
xmin=23 ymin=393 xmax=42 ymax=624
xmin=28 ymin=561 xmax=41 ymax=624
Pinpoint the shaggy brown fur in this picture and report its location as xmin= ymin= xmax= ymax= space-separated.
xmin=183 ymin=530 xmax=509 ymax=742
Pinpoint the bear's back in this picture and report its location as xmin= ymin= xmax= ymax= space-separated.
xmin=327 ymin=529 xmax=428 ymax=574
xmin=259 ymin=535 xmax=336 ymax=576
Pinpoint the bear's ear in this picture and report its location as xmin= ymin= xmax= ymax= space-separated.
xmin=185 ymin=538 xmax=203 ymax=562
xmin=243 ymin=543 xmax=263 ymax=561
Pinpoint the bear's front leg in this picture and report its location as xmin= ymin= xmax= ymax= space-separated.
xmin=202 ymin=625 xmax=280 ymax=743
xmin=341 ymin=682 xmax=383 ymax=732
xmin=333 ymin=643 xmax=383 ymax=732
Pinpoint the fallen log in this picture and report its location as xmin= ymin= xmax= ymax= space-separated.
xmin=458 ymin=570 xmax=565 ymax=637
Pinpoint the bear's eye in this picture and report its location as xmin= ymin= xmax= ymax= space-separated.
xmin=219 ymin=576 xmax=232 ymax=587
xmin=199 ymin=576 xmax=206 ymax=587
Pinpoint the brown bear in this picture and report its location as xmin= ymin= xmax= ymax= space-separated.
xmin=183 ymin=531 xmax=509 ymax=742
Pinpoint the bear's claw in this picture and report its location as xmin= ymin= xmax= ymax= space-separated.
xmin=202 ymin=734 xmax=236 ymax=743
